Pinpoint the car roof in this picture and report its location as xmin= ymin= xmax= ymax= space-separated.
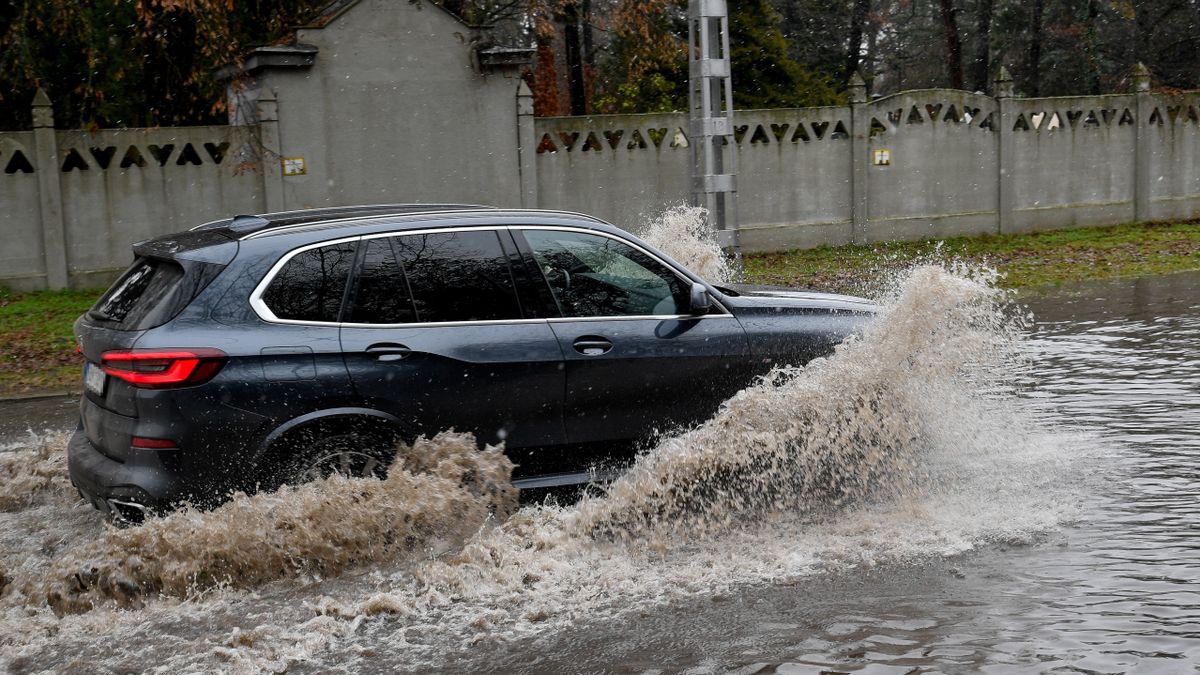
xmin=134 ymin=204 xmax=621 ymax=263
xmin=186 ymin=203 xmax=614 ymax=240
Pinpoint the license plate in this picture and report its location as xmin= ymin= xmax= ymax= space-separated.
xmin=84 ymin=362 xmax=106 ymax=396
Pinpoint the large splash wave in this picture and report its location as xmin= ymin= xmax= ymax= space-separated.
xmin=29 ymin=432 xmax=515 ymax=614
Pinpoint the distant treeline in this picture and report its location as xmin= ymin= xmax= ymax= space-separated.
xmin=2 ymin=0 xmax=1195 ymax=130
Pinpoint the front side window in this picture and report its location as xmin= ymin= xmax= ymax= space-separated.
xmin=521 ymin=229 xmax=689 ymax=317
xmin=394 ymin=230 xmax=522 ymax=323
xmin=261 ymin=241 xmax=356 ymax=322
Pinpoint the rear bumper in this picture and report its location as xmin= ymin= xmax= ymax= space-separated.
xmin=68 ymin=427 xmax=185 ymax=513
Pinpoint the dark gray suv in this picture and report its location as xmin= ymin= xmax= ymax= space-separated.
xmin=69 ymin=205 xmax=874 ymax=520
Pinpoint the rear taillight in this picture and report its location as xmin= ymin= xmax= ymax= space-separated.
xmin=100 ymin=348 xmax=227 ymax=389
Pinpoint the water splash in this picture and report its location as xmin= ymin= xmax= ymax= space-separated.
xmin=573 ymin=264 xmax=1021 ymax=541
xmin=29 ymin=432 xmax=515 ymax=614
xmin=0 ymin=431 xmax=74 ymax=512
xmin=1 ymin=259 xmax=1080 ymax=671
xmin=638 ymin=204 xmax=734 ymax=284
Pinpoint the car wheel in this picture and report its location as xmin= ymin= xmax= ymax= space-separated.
xmin=280 ymin=431 xmax=395 ymax=486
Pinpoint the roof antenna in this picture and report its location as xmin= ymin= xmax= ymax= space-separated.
xmin=228 ymin=215 xmax=272 ymax=232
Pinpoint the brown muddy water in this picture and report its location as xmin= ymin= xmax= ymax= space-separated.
xmin=1 ymin=267 xmax=1198 ymax=674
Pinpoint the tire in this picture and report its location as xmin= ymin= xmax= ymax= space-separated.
xmin=276 ymin=430 xmax=396 ymax=487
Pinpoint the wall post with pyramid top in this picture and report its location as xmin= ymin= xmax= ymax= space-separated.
xmin=995 ymin=67 xmax=1014 ymax=234
xmin=1132 ymin=63 xmax=1152 ymax=223
xmin=848 ymin=73 xmax=868 ymax=243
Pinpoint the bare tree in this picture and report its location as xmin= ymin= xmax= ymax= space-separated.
xmin=970 ymin=0 xmax=992 ymax=92
xmin=844 ymin=0 xmax=871 ymax=81
xmin=937 ymin=0 xmax=964 ymax=89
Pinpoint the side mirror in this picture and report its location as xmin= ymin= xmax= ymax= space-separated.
xmin=689 ymin=282 xmax=712 ymax=315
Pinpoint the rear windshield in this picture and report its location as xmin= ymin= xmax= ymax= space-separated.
xmin=88 ymin=257 xmax=222 ymax=330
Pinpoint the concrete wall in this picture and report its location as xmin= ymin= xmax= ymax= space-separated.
xmin=531 ymin=113 xmax=692 ymax=234
xmin=0 ymin=132 xmax=43 ymax=286
xmin=864 ymin=90 xmax=999 ymax=241
xmin=55 ymin=127 xmax=264 ymax=287
xmin=1147 ymin=98 xmax=1200 ymax=220
xmin=0 ymin=124 xmax=261 ymax=290
xmin=1007 ymin=95 xmax=1137 ymax=230
xmin=530 ymin=84 xmax=1200 ymax=252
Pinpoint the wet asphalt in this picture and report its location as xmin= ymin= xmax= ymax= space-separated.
xmin=0 ymin=395 xmax=80 ymax=443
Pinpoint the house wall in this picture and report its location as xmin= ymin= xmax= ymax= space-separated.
xmin=263 ymin=0 xmax=526 ymax=210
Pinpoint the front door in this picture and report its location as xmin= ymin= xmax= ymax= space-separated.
xmin=513 ymin=227 xmax=750 ymax=446
xmin=339 ymin=229 xmax=565 ymax=458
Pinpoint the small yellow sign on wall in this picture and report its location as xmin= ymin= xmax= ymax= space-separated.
xmin=282 ymin=157 xmax=307 ymax=176
xmin=872 ymin=149 xmax=891 ymax=166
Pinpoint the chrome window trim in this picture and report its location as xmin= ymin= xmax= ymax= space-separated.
xmin=337 ymin=314 xmax=734 ymax=330
xmin=272 ymin=313 xmax=736 ymax=330
xmin=250 ymin=225 xmax=734 ymax=327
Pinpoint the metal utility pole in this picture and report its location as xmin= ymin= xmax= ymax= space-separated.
xmin=688 ymin=0 xmax=738 ymax=250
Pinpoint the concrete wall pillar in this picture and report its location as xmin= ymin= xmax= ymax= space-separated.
xmin=257 ymin=89 xmax=286 ymax=213
xmin=1132 ymin=63 xmax=1152 ymax=222
xmin=516 ymin=81 xmax=538 ymax=208
xmin=995 ymin=67 xmax=1014 ymax=234
xmin=31 ymin=90 xmax=69 ymax=290
xmin=848 ymin=73 xmax=868 ymax=243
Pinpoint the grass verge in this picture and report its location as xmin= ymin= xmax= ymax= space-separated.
xmin=742 ymin=220 xmax=1200 ymax=296
xmin=0 ymin=220 xmax=1197 ymax=398
xmin=0 ymin=288 xmax=100 ymax=397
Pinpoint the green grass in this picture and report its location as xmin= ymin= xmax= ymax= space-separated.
xmin=0 ymin=220 xmax=1198 ymax=397
xmin=743 ymin=220 xmax=1200 ymax=295
xmin=0 ymin=287 xmax=100 ymax=396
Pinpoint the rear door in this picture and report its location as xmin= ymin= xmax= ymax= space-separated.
xmin=512 ymin=227 xmax=750 ymax=445
xmin=339 ymin=227 xmax=566 ymax=456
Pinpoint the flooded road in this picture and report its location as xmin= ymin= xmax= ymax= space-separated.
xmin=1 ymin=268 xmax=1198 ymax=674
xmin=440 ymin=270 xmax=1200 ymax=674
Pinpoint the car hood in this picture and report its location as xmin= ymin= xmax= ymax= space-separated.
xmin=719 ymin=284 xmax=878 ymax=314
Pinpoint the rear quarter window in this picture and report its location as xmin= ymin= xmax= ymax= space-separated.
xmin=261 ymin=241 xmax=357 ymax=322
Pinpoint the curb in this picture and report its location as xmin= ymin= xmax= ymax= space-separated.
xmin=0 ymin=390 xmax=79 ymax=403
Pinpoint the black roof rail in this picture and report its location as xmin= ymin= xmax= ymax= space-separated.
xmin=191 ymin=203 xmax=496 ymax=235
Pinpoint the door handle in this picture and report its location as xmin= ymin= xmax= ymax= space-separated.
xmin=366 ymin=342 xmax=412 ymax=362
xmin=572 ymin=336 xmax=612 ymax=356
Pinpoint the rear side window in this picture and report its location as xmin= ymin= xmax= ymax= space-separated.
xmin=261 ymin=241 xmax=357 ymax=322
xmin=346 ymin=238 xmax=417 ymax=324
xmin=90 ymin=257 xmax=222 ymax=330
xmin=394 ymin=230 xmax=522 ymax=323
